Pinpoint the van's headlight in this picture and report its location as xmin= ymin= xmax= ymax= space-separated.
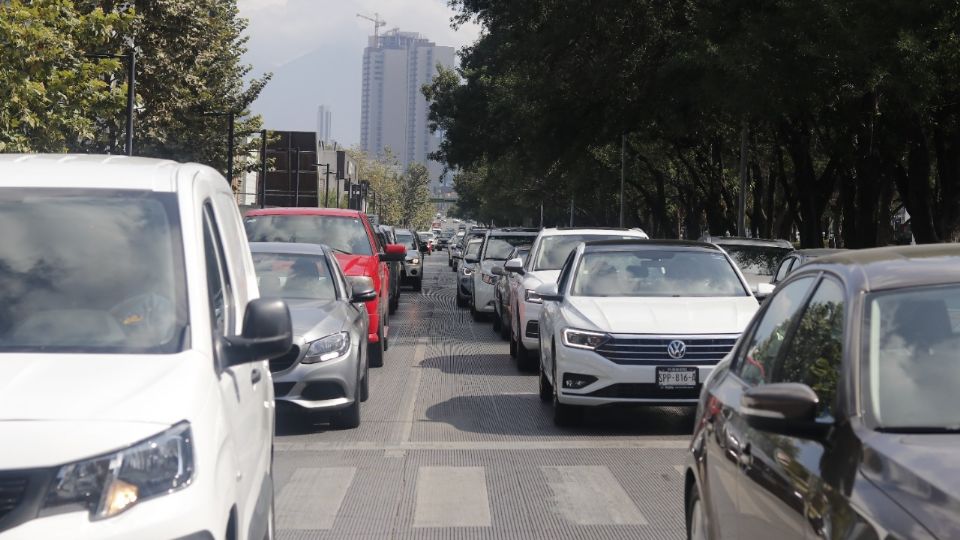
xmin=303 ymin=331 xmax=351 ymax=363
xmin=562 ymin=328 xmax=609 ymax=350
xmin=42 ymin=422 xmax=194 ymax=520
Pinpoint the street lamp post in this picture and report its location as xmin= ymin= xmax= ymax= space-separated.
xmin=84 ymin=49 xmax=135 ymax=156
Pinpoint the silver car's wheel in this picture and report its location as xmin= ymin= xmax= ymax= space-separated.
xmin=687 ymin=488 xmax=707 ymax=540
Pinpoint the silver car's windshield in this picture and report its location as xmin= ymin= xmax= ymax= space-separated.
xmin=252 ymin=253 xmax=337 ymax=301
xmin=0 ymin=190 xmax=188 ymax=353
xmin=866 ymin=285 xmax=960 ymax=431
xmin=244 ymin=215 xmax=373 ymax=256
xmin=570 ymin=250 xmax=747 ymax=297
xmin=483 ymin=236 xmax=534 ymax=261
xmin=720 ymin=245 xmax=793 ymax=276
xmin=534 ymin=235 xmax=638 ymax=271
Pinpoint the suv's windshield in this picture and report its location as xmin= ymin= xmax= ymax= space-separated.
xmin=534 ymin=234 xmax=638 ymax=271
xmin=866 ymin=285 xmax=960 ymax=431
xmin=570 ymin=250 xmax=747 ymax=297
xmin=0 ymin=190 xmax=188 ymax=353
xmin=719 ymin=245 xmax=792 ymax=276
xmin=244 ymin=215 xmax=372 ymax=256
xmin=396 ymin=231 xmax=417 ymax=250
xmin=252 ymin=253 xmax=337 ymax=301
xmin=483 ymin=236 xmax=536 ymax=261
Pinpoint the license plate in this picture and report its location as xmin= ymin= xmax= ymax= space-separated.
xmin=656 ymin=367 xmax=698 ymax=389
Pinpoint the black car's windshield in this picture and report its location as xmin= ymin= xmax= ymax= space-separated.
xmin=866 ymin=285 xmax=960 ymax=431
xmin=396 ymin=232 xmax=417 ymax=250
xmin=0 ymin=190 xmax=188 ymax=353
xmin=483 ymin=236 xmax=536 ymax=261
xmin=252 ymin=253 xmax=337 ymax=301
xmin=571 ymin=250 xmax=747 ymax=297
xmin=720 ymin=245 xmax=793 ymax=276
xmin=534 ymin=234 xmax=639 ymax=270
xmin=244 ymin=215 xmax=372 ymax=256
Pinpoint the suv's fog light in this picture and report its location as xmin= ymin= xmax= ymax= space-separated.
xmin=562 ymin=373 xmax=597 ymax=389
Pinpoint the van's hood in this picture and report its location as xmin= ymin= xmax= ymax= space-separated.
xmin=565 ymin=296 xmax=759 ymax=334
xmin=0 ymin=352 xmax=210 ymax=468
xmin=334 ymin=252 xmax=374 ymax=276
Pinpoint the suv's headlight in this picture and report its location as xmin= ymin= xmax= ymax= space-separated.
xmin=303 ymin=331 xmax=350 ymax=363
xmin=562 ymin=328 xmax=609 ymax=350
xmin=481 ymin=273 xmax=497 ymax=285
xmin=525 ymin=289 xmax=543 ymax=304
xmin=406 ymin=257 xmax=420 ymax=265
xmin=42 ymin=422 xmax=194 ymax=520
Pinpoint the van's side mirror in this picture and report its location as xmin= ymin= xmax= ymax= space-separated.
xmin=224 ymin=298 xmax=293 ymax=366
xmin=347 ymin=276 xmax=377 ymax=303
xmin=504 ymin=257 xmax=525 ymax=275
xmin=741 ymin=383 xmax=832 ymax=439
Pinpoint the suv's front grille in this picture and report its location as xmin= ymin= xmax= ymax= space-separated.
xmin=269 ymin=345 xmax=301 ymax=373
xmin=595 ymin=336 xmax=737 ymax=366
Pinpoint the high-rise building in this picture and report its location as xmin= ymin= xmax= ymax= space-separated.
xmin=316 ymin=105 xmax=333 ymax=144
xmin=361 ymin=30 xmax=455 ymax=195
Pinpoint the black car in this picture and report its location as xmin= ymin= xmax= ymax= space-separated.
xmin=685 ymin=244 xmax=960 ymax=540
xmin=700 ymin=235 xmax=795 ymax=299
xmin=771 ymin=248 xmax=847 ymax=286
xmin=376 ymin=224 xmax=401 ymax=314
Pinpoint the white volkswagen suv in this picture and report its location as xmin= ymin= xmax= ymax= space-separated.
xmin=504 ymin=228 xmax=648 ymax=370
xmin=0 ymin=155 xmax=291 ymax=539
xmin=537 ymin=240 xmax=759 ymax=426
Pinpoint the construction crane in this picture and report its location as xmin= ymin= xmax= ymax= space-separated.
xmin=356 ymin=12 xmax=386 ymax=43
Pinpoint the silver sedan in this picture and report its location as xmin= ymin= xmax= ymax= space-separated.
xmin=251 ymin=242 xmax=374 ymax=429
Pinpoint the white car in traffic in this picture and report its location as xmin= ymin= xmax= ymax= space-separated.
xmin=504 ymin=227 xmax=649 ymax=369
xmin=537 ymin=239 xmax=759 ymax=426
xmin=0 ymin=155 xmax=291 ymax=539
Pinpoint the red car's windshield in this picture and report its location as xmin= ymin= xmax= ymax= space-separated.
xmin=244 ymin=215 xmax=373 ymax=256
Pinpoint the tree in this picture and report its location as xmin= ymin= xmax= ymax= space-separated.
xmin=398 ymin=163 xmax=434 ymax=230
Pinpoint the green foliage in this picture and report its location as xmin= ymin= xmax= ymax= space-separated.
xmin=348 ymin=148 xmax=435 ymax=230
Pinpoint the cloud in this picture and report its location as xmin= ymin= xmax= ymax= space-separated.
xmin=237 ymin=0 xmax=480 ymax=145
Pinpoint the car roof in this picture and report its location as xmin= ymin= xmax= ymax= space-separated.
xmin=795 ymin=244 xmax=960 ymax=293
xmin=700 ymin=235 xmax=794 ymax=249
xmin=795 ymin=248 xmax=846 ymax=257
xmin=246 ymin=207 xmax=364 ymax=218
xmin=538 ymin=227 xmax=649 ymax=237
xmin=249 ymin=242 xmax=329 ymax=256
xmin=582 ymin=239 xmax=722 ymax=253
xmin=487 ymin=230 xmax=540 ymax=237
xmin=0 ymin=154 xmax=193 ymax=192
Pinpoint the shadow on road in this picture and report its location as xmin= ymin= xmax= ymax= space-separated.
xmin=423 ymin=393 xmax=695 ymax=438
xmin=420 ymin=354 xmax=533 ymax=377
xmin=274 ymin=411 xmax=338 ymax=436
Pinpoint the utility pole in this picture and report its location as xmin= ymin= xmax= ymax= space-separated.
xmin=258 ymin=129 xmax=267 ymax=208
xmin=620 ymin=132 xmax=626 ymax=228
xmin=84 ymin=47 xmax=136 ymax=155
xmin=569 ymin=196 xmax=575 ymax=227
xmin=737 ymin=121 xmax=748 ymax=237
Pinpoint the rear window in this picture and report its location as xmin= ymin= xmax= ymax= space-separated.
xmin=244 ymin=215 xmax=372 ymax=256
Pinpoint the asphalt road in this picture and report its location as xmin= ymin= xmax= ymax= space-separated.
xmin=273 ymin=254 xmax=695 ymax=539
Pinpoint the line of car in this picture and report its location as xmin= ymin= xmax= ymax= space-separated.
xmin=454 ymin=224 xmax=960 ymax=539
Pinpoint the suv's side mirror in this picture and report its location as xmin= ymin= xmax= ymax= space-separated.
xmin=504 ymin=257 xmax=525 ymax=275
xmin=741 ymin=383 xmax=831 ymax=439
xmin=347 ymin=276 xmax=377 ymax=303
xmin=381 ymin=243 xmax=407 ymax=262
xmin=535 ymin=282 xmax=562 ymax=302
xmin=224 ymin=298 xmax=293 ymax=366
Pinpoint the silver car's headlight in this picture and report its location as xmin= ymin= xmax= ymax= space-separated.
xmin=562 ymin=328 xmax=609 ymax=350
xmin=303 ymin=331 xmax=351 ymax=364
xmin=42 ymin=422 xmax=194 ymax=520
xmin=407 ymin=257 xmax=420 ymax=265
xmin=481 ymin=273 xmax=497 ymax=285
xmin=525 ymin=289 xmax=543 ymax=304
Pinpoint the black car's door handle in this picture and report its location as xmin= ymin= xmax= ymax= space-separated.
xmin=251 ymin=368 xmax=262 ymax=385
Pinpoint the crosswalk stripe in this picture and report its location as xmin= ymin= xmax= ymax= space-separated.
xmin=277 ymin=467 xmax=356 ymax=530
xmin=542 ymin=466 xmax=648 ymax=526
xmin=413 ymin=466 xmax=492 ymax=528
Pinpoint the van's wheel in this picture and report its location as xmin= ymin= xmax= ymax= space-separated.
xmin=369 ymin=323 xmax=384 ymax=368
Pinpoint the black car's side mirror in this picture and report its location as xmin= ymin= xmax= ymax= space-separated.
xmin=224 ymin=298 xmax=293 ymax=366
xmin=741 ymin=383 xmax=832 ymax=439
xmin=347 ymin=276 xmax=377 ymax=303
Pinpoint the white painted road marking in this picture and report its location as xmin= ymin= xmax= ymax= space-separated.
xmin=277 ymin=467 xmax=356 ymax=530
xmin=542 ymin=466 xmax=648 ymax=526
xmin=413 ymin=466 xmax=492 ymax=528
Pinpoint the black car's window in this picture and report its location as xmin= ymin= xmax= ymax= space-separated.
xmin=482 ymin=236 xmax=536 ymax=261
xmin=865 ymin=284 xmax=960 ymax=430
xmin=737 ymin=277 xmax=815 ymax=385
xmin=244 ymin=215 xmax=373 ymax=256
xmin=774 ymin=257 xmax=794 ymax=283
xmin=0 ymin=190 xmax=188 ymax=353
xmin=251 ymin=253 xmax=337 ymax=301
xmin=774 ymin=277 xmax=845 ymax=420
xmin=723 ymin=245 xmax=794 ymax=276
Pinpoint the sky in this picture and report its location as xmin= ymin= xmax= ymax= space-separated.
xmin=237 ymin=0 xmax=482 ymax=147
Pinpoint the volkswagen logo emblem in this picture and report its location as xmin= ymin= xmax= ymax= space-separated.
xmin=667 ymin=340 xmax=687 ymax=359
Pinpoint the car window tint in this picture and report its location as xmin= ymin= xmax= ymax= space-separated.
xmin=737 ymin=277 xmax=815 ymax=385
xmin=775 ymin=278 xmax=845 ymax=419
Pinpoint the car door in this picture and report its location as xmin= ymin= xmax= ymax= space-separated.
xmin=202 ymin=202 xmax=263 ymax=527
xmin=703 ymin=276 xmax=816 ymax=539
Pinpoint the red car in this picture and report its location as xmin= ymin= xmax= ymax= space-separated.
xmin=244 ymin=208 xmax=406 ymax=366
